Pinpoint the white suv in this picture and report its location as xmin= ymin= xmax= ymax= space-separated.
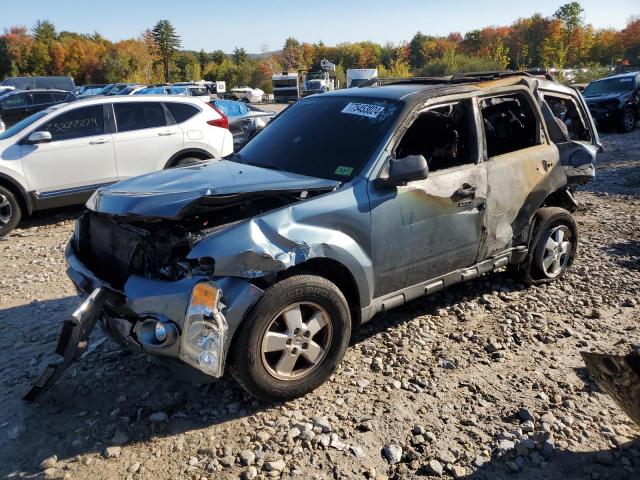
xmin=0 ymin=95 xmax=232 ymax=235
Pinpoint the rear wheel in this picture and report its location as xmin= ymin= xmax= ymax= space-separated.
xmin=619 ymin=108 xmax=637 ymax=133
xmin=170 ymin=157 xmax=205 ymax=168
xmin=229 ymin=275 xmax=351 ymax=401
xmin=0 ymin=186 xmax=21 ymax=237
xmin=515 ymin=207 xmax=578 ymax=285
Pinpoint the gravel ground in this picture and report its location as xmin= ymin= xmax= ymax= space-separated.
xmin=0 ymin=127 xmax=639 ymax=480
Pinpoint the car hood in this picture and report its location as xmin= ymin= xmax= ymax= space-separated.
xmin=87 ymin=160 xmax=340 ymax=219
xmin=584 ymin=92 xmax=626 ymax=103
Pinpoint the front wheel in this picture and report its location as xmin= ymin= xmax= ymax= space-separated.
xmin=229 ymin=275 xmax=351 ymax=401
xmin=0 ymin=186 xmax=22 ymax=237
xmin=619 ymin=108 xmax=637 ymax=133
xmin=515 ymin=207 xmax=578 ymax=285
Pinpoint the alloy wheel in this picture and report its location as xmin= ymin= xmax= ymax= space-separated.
xmin=260 ymin=302 xmax=333 ymax=381
xmin=624 ymin=110 xmax=636 ymax=132
xmin=0 ymin=194 xmax=12 ymax=225
xmin=536 ymin=225 xmax=572 ymax=278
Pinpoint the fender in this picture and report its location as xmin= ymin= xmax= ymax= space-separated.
xmin=187 ymin=206 xmax=373 ymax=311
xmin=0 ymin=171 xmax=34 ymax=214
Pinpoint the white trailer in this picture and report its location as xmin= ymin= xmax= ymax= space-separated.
xmin=272 ymin=73 xmax=300 ymax=102
xmin=346 ymin=68 xmax=378 ymax=88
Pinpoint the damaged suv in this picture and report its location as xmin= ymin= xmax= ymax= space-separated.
xmin=29 ymin=71 xmax=601 ymax=402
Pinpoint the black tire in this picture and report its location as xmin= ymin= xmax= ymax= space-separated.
xmin=618 ymin=108 xmax=637 ymax=133
xmin=170 ymin=157 xmax=205 ymax=168
xmin=514 ymin=207 xmax=578 ymax=285
xmin=229 ymin=274 xmax=351 ymax=402
xmin=0 ymin=186 xmax=22 ymax=237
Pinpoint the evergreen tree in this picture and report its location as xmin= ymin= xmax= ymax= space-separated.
xmin=150 ymin=19 xmax=181 ymax=82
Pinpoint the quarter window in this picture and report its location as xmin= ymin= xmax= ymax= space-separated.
xmin=480 ymin=93 xmax=539 ymax=157
xmin=38 ymin=105 xmax=104 ymax=141
xmin=114 ymin=102 xmax=168 ymax=132
xmin=165 ymin=102 xmax=199 ymax=123
xmin=544 ymin=94 xmax=591 ymax=142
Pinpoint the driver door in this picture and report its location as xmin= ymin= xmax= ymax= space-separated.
xmin=368 ymin=98 xmax=487 ymax=297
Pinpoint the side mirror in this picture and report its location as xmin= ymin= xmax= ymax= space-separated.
xmin=27 ymin=131 xmax=52 ymax=144
xmin=375 ymin=154 xmax=429 ymax=188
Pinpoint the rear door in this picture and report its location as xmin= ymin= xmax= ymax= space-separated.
xmin=20 ymin=103 xmax=117 ymax=197
xmin=478 ymin=89 xmax=565 ymax=257
xmin=111 ymin=101 xmax=183 ymax=178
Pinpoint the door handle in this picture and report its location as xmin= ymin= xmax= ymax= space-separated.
xmin=158 ymin=131 xmax=176 ymax=136
xmin=452 ymin=183 xmax=477 ymax=201
xmin=89 ymin=138 xmax=109 ymax=145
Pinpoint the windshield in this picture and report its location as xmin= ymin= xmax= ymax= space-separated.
xmin=168 ymin=86 xmax=188 ymax=95
xmin=584 ymin=77 xmax=635 ymax=96
xmin=306 ymin=72 xmax=325 ymax=80
xmin=0 ymin=109 xmax=50 ymax=140
xmin=231 ymin=96 xmax=403 ymax=181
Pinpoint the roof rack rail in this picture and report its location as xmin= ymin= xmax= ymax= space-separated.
xmin=450 ymin=69 xmax=556 ymax=82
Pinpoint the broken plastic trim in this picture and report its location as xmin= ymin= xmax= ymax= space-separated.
xmin=24 ymin=288 xmax=107 ymax=402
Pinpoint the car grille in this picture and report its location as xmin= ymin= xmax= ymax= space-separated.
xmin=79 ymin=214 xmax=148 ymax=289
xmin=305 ymin=82 xmax=322 ymax=91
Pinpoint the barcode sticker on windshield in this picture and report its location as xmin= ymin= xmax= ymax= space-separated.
xmin=341 ymin=103 xmax=385 ymax=118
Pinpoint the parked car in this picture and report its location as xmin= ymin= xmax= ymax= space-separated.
xmin=211 ymin=99 xmax=276 ymax=150
xmin=27 ymin=72 xmax=602 ymax=402
xmin=1 ymin=76 xmax=75 ymax=92
xmin=0 ymin=89 xmax=76 ymax=128
xmin=231 ymin=86 xmax=265 ymax=103
xmin=114 ymin=85 xmax=146 ymax=95
xmin=583 ymin=71 xmax=640 ymax=132
xmin=135 ymin=85 xmax=209 ymax=101
xmin=77 ymin=84 xmax=120 ymax=97
xmin=0 ymin=95 xmax=232 ymax=236
xmin=105 ymin=83 xmax=137 ymax=95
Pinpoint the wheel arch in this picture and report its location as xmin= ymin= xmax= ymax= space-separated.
xmin=276 ymin=257 xmax=362 ymax=324
xmin=164 ymin=148 xmax=214 ymax=169
xmin=0 ymin=172 xmax=33 ymax=215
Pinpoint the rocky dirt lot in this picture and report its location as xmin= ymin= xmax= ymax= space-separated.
xmin=0 ymin=127 xmax=639 ymax=480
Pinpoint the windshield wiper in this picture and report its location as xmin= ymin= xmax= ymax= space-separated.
xmin=245 ymin=160 xmax=285 ymax=172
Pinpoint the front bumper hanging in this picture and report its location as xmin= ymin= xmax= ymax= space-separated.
xmin=24 ymin=288 xmax=107 ymax=402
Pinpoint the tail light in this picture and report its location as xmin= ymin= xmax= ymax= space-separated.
xmin=206 ymin=103 xmax=229 ymax=129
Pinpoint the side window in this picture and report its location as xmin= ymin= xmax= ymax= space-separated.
xmin=165 ymin=102 xmax=199 ymax=123
xmin=52 ymin=92 xmax=70 ymax=102
xmin=114 ymin=102 xmax=168 ymax=132
xmin=395 ymin=99 xmax=476 ymax=173
xmin=38 ymin=105 xmax=104 ymax=141
xmin=544 ymin=94 xmax=591 ymax=142
xmin=2 ymin=93 xmax=30 ymax=108
xmin=32 ymin=92 xmax=55 ymax=105
xmin=480 ymin=93 xmax=539 ymax=158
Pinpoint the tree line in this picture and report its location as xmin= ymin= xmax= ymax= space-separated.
xmin=0 ymin=2 xmax=639 ymax=92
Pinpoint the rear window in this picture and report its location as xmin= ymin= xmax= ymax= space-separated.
xmin=32 ymin=92 xmax=55 ymax=105
xmin=234 ymin=96 xmax=403 ymax=181
xmin=165 ymin=102 xmax=200 ymax=123
xmin=114 ymin=102 xmax=168 ymax=132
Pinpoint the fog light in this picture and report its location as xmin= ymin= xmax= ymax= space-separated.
xmin=154 ymin=323 xmax=167 ymax=342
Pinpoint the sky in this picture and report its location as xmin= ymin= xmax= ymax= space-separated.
xmin=2 ymin=0 xmax=638 ymax=53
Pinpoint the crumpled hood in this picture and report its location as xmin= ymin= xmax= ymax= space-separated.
xmin=87 ymin=160 xmax=340 ymax=219
xmin=584 ymin=92 xmax=626 ymax=103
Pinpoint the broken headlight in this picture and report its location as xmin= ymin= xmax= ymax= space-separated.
xmin=179 ymin=282 xmax=227 ymax=377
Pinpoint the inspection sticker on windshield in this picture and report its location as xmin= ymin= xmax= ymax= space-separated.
xmin=341 ymin=102 xmax=385 ymax=118
xmin=335 ymin=166 xmax=354 ymax=176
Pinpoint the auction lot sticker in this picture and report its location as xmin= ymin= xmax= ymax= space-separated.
xmin=341 ymin=102 xmax=385 ymax=119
